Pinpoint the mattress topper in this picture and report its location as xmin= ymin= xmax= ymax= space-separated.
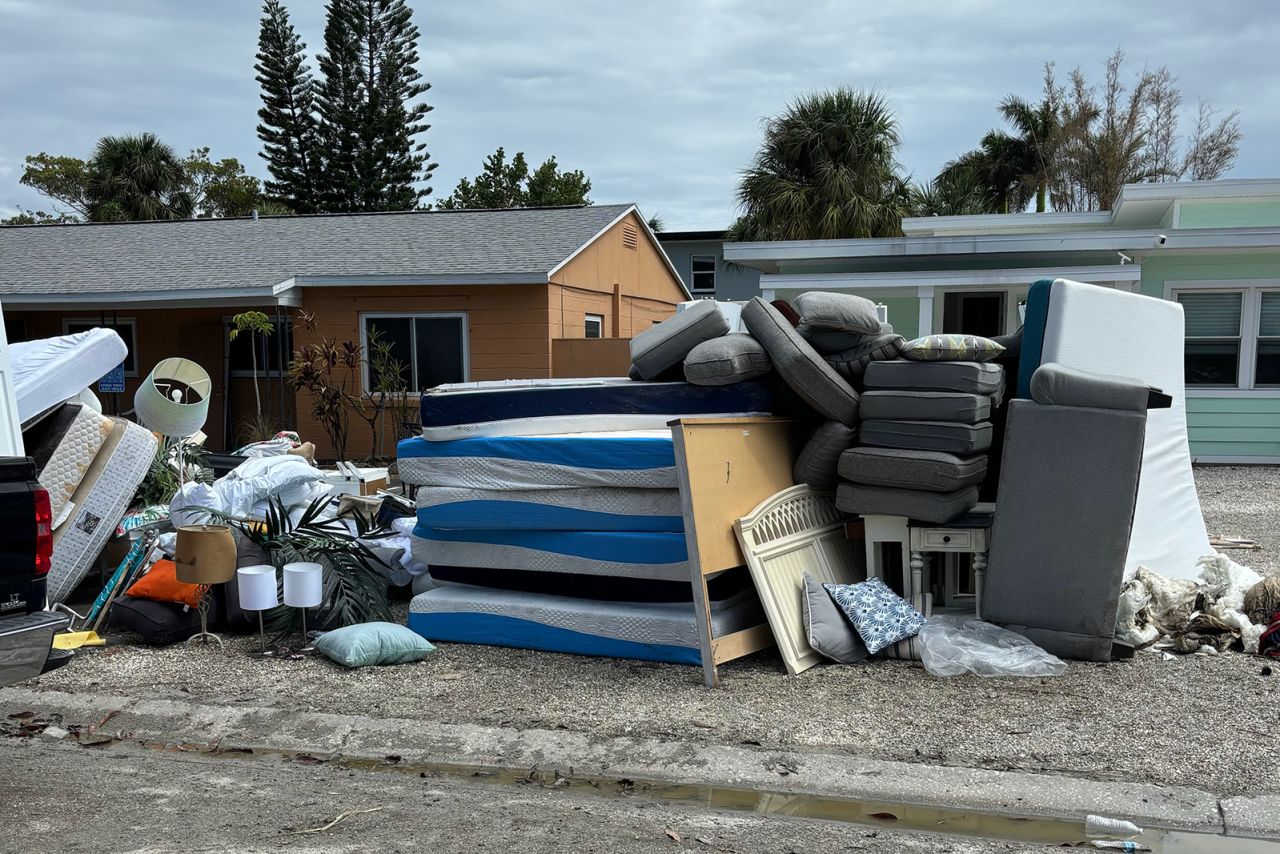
xmin=12 ymin=328 xmax=128 ymax=424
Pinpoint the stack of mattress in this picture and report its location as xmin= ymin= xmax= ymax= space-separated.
xmin=401 ymin=378 xmax=771 ymax=664
xmin=835 ymin=360 xmax=1005 ymax=524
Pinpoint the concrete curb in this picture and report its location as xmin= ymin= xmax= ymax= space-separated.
xmin=0 ymin=686 xmax=1244 ymax=835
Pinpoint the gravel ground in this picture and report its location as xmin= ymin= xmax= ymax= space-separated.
xmin=18 ymin=467 xmax=1280 ymax=799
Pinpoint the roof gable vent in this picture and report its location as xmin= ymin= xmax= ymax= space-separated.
xmin=621 ymin=223 xmax=639 ymax=250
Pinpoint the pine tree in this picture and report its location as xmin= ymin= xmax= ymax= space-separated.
xmin=254 ymin=0 xmax=319 ymax=212
xmin=314 ymin=0 xmax=435 ymax=211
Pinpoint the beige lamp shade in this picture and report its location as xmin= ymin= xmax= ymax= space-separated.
xmin=134 ymin=357 xmax=212 ymax=437
xmin=174 ymin=524 xmax=237 ymax=585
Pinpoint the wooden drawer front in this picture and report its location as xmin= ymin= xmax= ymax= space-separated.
xmin=918 ymin=529 xmax=975 ymax=551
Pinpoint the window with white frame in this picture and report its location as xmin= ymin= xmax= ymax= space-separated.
xmin=584 ymin=313 xmax=604 ymax=339
xmin=690 ymin=255 xmax=716 ymax=293
xmin=228 ymin=316 xmax=291 ymax=377
xmin=64 ymin=318 xmax=137 ymax=375
xmin=361 ymin=313 xmax=467 ymax=393
xmin=1175 ymin=286 xmax=1280 ymax=389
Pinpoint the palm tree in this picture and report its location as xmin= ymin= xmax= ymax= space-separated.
xmin=86 ymin=133 xmax=194 ymax=222
xmin=729 ymin=88 xmax=910 ymax=241
xmin=909 ymin=169 xmax=993 ymax=217
xmin=999 ymin=94 xmax=1062 ymax=212
xmin=939 ymin=131 xmax=1034 ymax=214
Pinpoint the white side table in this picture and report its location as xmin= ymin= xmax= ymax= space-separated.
xmin=862 ymin=507 xmax=993 ymax=617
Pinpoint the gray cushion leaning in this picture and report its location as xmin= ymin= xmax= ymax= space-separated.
xmin=793 ymin=421 xmax=857 ymax=488
xmin=802 ymin=572 xmax=870 ymax=663
xmin=794 ymin=291 xmax=881 ymax=335
xmin=824 ymin=334 xmax=906 ymax=380
xmin=836 ymin=482 xmax=980 ymax=525
xmin=863 ymin=360 xmax=1004 ymax=397
xmin=838 ymin=446 xmax=987 ymax=492
xmin=683 ymin=334 xmax=772 ymax=386
xmin=858 ymin=420 xmax=993 ymax=455
xmin=859 ymin=390 xmax=991 ymax=423
xmin=741 ymin=297 xmax=860 ymax=425
xmin=1030 ymin=362 xmax=1149 ymax=412
xmin=629 ymin=300 xmax=729 ymax=380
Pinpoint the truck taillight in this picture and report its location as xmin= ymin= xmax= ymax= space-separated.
xmin=34 ymin=487 xmax=52 ymax=577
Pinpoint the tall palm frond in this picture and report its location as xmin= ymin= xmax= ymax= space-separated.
xmin=87 ymin=133 xmax=194 ymax=222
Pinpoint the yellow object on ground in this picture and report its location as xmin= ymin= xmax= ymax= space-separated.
xmin=53 ymin=631 xmax=105 ymax=650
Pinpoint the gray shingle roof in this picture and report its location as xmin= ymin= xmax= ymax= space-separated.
xmin=0 ymin=203 xmax=636 ymax=297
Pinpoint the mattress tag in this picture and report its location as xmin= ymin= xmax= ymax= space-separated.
xmin=75 ymin=510 xmax=102 ymax=535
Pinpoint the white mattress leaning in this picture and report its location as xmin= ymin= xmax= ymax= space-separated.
xmin=25 ymin=403 xmax=115 ymax=528
xmin=47 ymin=418 xmax=157 ymax=604
xmin=12 ymin=328 xmax=128 ymax=426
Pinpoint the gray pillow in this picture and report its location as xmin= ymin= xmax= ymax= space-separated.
xmin=683 ymin=334 xmax=772 ymax=386
xmin=630 ymin=300 xmax=729 ymax=380
xmin=838 ymin=446 xmax=988 ymax=492
xmin=1030 ymin=363 xmax=1149 ymax=412
xmin=794 ymin=292 xmax=881 ymax=335
xmin=863 ymin=360 xmax=1004 ymax=397
xmin=836 ymin=482 xmax=980 ymax=525
xmin=793 ymin=421 xmax=857 ymax=488
xmin=802 ymin=572 xmax=869 ymax=663
xmin=824 ymin=334 xmax=906 ymax=380
xmin=858 ymin=420 xmax=993 ymax=455
xmin=741 ymin=297 xmax=860 ymax=425
xmin=859 ymin=390 xmax=991 ymax=423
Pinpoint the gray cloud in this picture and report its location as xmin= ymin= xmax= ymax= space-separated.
xmin=1 ymin=0 xmax=1275 ymax=228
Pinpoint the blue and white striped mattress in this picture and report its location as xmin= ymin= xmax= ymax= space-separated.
xmin=418 ymin=377 xmax=773 ymax=440
xmin=411 ymin=528 xmax=689 ymax=581
xmin=407 ymin=582 xmax=763 ymax=665
xmin=416 ymin=486 xmax=683 ymax=532
xmin=397 ymin=430 xmax=678 ymax=489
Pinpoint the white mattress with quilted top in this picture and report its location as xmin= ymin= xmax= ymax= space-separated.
xmin=12 ymin=328 xmax=128 ymax=425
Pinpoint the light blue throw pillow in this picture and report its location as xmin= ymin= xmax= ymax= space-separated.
xmin=313 ymin=622 xmax=437 ymax=668
xmin=823 ymin=577 xmax=926 ymax=655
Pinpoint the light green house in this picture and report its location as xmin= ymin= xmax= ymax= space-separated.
xmin=724 ymin=179 xmax=1280 ymax=463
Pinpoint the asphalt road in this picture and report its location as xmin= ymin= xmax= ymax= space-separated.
xmin=0 ymin=739 xmax=1045 ymax=854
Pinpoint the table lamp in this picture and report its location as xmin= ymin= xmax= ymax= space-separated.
xmin=174 ymin=524 xmax=237 ymax=647
xmin=134 ymin=357 xmax=212 ymax=485
xmin=237 ymin=564 xmax=278 ymax=655
xmin=283 ymin=562 xmax=323 ymax=648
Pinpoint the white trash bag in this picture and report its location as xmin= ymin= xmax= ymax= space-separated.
xmin=918 ymin=615 xmax=1066 ymax=678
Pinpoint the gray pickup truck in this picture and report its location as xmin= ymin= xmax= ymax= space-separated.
xmin=0 ymin=457 xmax=68 ymax=686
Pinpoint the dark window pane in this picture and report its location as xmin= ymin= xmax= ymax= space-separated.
xmin=1185 ymin=339 xmax=1239 ymax=385
xmin=1261 ymin=293 xmax=1280 ymax=337
xmin=584 ymin=315 xmax=603 ymax=339
xmin=1178 ymin=292 xmax=1241 ymax=336
xmin=229 ymin=320 xmax=291 ymax=374
xmin=691 ymin=255 xmax=716 ymax=292
xmin=67 ymin=321 xmax=135 ymax=373
xmin=365 ymin=317 xmax=414 ymax=389
xmin=413 ymin=317 xmax=464 ymax=391
xmin=4 ymin=316 xmax=26 ymax=344
xmin=1256 ymin=340 xmax=1280 ymax=386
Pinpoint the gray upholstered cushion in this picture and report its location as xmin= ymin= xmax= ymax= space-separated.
xmin=741 ymin=297 xmax=860 ymax=425
xmin=860 ymin=390 xmax=991 ymax=423
xmin=900 ymin=334 xmax=1005 ymax=362
xmin=858 ymin=420 xmax=993 ymax=454
xmin=683 ymin=334 xmax=772 ymax=386
xmin=629 ymin=300 xmax=729 ymax=380
xmin=1029 ymin=363 xmax=1149 ymax=412
xmin=802 ymin=572 xmax=870 ymax=663
xmin=836 ymin=482 xmax=980 ymax=525
xmin=838 ymin=446 xmax=987 ymax=492
xmin=794 ymin=292 xmax=881 ymax=335
xmin=793 ymin=421 xmax=857 ymax=488
xmin=863 ymin=360 xmax=1004 ymax=397
xmin=824 ymin=334 xmax=906 ymax=380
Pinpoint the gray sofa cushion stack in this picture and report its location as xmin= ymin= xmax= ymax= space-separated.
xmin=834 ymin=359 xmax=1005 ymax=525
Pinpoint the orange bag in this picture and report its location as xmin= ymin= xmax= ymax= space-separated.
xmin=125 ymin=559 xmax=203 ymax=608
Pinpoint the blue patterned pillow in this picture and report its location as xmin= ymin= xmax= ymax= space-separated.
xmin=823 ymin=577 xmax=927 ymax=655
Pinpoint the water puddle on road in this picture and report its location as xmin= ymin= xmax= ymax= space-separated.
xmin=133 ymin=739 xmax=1280 ymax=851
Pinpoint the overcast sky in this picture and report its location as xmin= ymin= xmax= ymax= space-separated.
xmin=1 ymin=0 xmax=1276 ymax=229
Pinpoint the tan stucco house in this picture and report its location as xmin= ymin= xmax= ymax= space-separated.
xmin=0 ymin=204 xmax=688 ymax=458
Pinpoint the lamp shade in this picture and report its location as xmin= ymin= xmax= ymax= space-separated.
xmin=237 ymin=564 xmax=278 ymax=611
xmin=174 ymin=524 xmax=237 ymax=585
xmin=283 ymin=562 xmax=323 ymax=608
xmin=134 ymin=357 xmax=211 ymax=437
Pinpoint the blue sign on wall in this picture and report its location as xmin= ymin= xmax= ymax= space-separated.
xmin=98 ymin=363 xmax=126 ymax=393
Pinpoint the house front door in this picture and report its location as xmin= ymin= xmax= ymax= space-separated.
xmin=942 ymin=291 xmax=1006 ymax=337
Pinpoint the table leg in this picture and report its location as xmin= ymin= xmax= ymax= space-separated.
xmin=973 ymin=551 xmax=987 ymax=619
xmin=909 ymin=550 xmax=925 ymax=603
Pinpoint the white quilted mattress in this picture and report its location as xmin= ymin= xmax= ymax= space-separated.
xmin=26 ymin=403 xmax=114 ymax=527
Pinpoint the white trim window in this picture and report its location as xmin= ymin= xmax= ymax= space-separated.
xmin=360 ymin=312 xmax=468 ymax=393
xmin=227 ymin=316 xmax=291 ymax=378
xmin=1174 ymin=284 xmax=1280 ymax=389
xmin=690 ymin=255 xmax=716 ymax=294
xmin=584 ymin=313 xmax=604 ymax=339
xmin=64 ymin=318 xmax=138 ymax=376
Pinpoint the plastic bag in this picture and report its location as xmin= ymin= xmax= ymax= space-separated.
xmin=918 ymin=615 xmax=1066 ymax=678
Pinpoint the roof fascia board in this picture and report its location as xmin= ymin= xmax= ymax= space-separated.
xmin=0 ymin=286 xmax=281 ymax=306
xmin=273 ymin=272 xmax=547 ymax=294
xmin=761 ymin=264 xmax=1142 ymax=292
xmin=901 ymin=211 xmax=1112 ymax=235
xmin=1114 ymin=178 xmax=1280 ymax=208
